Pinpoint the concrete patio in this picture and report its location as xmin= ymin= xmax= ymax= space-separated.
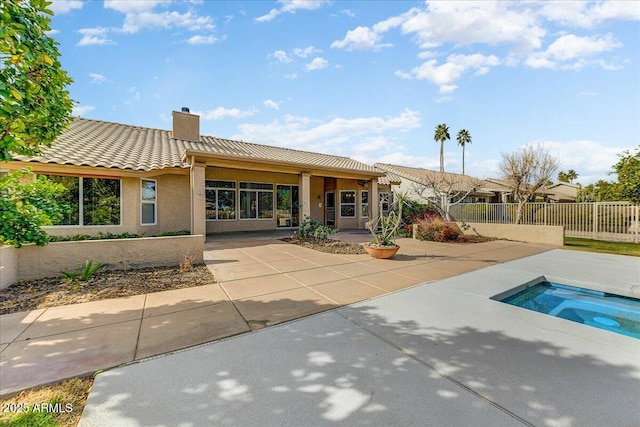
xmin=79 ymin=249 xmax=640 ymax=426
xmin=1 ymin=233 xmax=553 ymax=397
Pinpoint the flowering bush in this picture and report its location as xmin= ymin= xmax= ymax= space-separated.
xmin=413 ymin=216 xmax=461 ymax=242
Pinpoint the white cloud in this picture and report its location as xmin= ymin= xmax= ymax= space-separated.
xmin=400 ymin=53 xmax=500 ymax=92
xmin=305 ymin=57 xmax=329 ymax=71
xmin=263 ymin=99 xmax=280 ymax=110
xmin=73 ymin=105 xmax=95 ymax=116
xmin=120 ymin=11 xmax=215 ymax=33
xmin=196 ymin=107 xmax=258 ymax=120
xmin=77 ymin=27 xmax=114 ymax=46
xmin=89 ymin=73 xmax=106 ymax=84
xmin=525 ymin=33 xmax=622 ymax=70
xmin=540 ymin=1 xmax=640 ymax=28
xmin=293 ymin=46 xmax=321 ymax=58
xmin=49 ymin=0 xmax=83 ymax=14
xmin=232 ymin=109 xmax=421 ymax=153
xmin=284 ymin=73 xmax=298 ymax=80
xmin=104 ymin=0 xmax=164 ymax=13
xmin=187 ymin=35 xmax=217 ymax=45
xmin=270 ymin=50 xmax=293 ymax=63
xmin=255 ymin=0 xmax=329 ymax=23
xmin=331 ymin=26 xmax=392 ymax=51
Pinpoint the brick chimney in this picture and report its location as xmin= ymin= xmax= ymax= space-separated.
xmin=172 ymin=107 xmax=200 ymax=141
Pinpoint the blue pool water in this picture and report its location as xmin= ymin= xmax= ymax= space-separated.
xmin=500 ymin=282 xmax=640 ymax=339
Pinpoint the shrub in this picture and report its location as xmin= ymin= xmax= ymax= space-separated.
xmin=61 ymin=260 xmax=103 ymax=281
xmin=414 ymin=216 xmax=461 ymax=242
xmin=296 ymin=216 xmax=337 ymax=240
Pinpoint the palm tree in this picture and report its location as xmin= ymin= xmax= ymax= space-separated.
xmin=456 ymin=129 xmax=472 ymax=175
xmin=434 ymin=123 xmax=450 ymax=173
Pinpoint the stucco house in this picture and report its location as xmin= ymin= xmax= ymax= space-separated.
xmin=1 ymin=109 xmax=395 ymax=239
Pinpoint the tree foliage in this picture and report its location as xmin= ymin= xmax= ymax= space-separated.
xmin=577 ymin=146 xmax=639 ymax=203
xmin=557 ymin=169 xmax=578 ymax=183
xmin=0 ymin=169 xmax=68 ymax=247
xmin=499 ymin=144 xmax=558 ymax=224
xmin=1 ymin=0 xmax=73 ymax=161
xmin=410 ymin=172 xmax=485 ymax=221
xmin=612 ymin=146 xmax=640 ymax=203
xmin=0 ymin=0 xmax=74 ymax=247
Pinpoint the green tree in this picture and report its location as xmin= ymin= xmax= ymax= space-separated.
xmin=434 ymin=123 xmax=450 ymax=173
xmin=0 ymin=0 xmax=74 ymax=247
xmin=611 ymin=146 xmax=640 ymax=203
xmin=577 ymin=180 xmax=621 ymax=202
xmin=0 ymin=169 xmax=68 ymax=247
xmin=1 ymin=0 xmax=73 ymax=161
xmin=558 ymin=169 xmax=578 ymax=183
xmin=456 ymin=129 xmax=471 ymax=175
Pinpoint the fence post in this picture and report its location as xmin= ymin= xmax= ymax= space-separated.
xmin=633 ymin=205 xmax=640 ymax=243
xmin=592 ymin=202 xmax=598 ymax=240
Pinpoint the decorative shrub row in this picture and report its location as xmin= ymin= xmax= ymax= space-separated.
xmin=47 ymin=229 xmax=191 ymax=242
xmin=295 ymin=216 xmax=337 ymax=240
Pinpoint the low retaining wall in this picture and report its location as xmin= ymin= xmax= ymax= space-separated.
xmin=0 ymin=235 xmax=203 ymax=289
xmin=456 ymin=222 xmax=564 ymax=246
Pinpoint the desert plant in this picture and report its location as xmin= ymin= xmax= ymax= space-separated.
xmin=296 ymin=216 xmax=337 ymax=240
xmin=180 ymin=254 xmax=194 ymax=272
xmin=61 ymin=260 xmax=103 ymax=281
xmin=366 ymin=191 xmax=409 ymax=247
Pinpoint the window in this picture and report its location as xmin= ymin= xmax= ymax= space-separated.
xmin=141 ymin=179 xmax=156 ymax=225
xmin=379 ymin=191 xmax=392 ymax=213
xmin=240 ymin=182 xmax=274 ymax=219
xmin=41 ymin=175 xmax=121 ymax=226
xmin=205 ymin=180 xmax=236 ymax=220
xmin=360 ymin=191 xmax=369 ymax=218
xmin=340 ymin=190 xmax=356 ymax=218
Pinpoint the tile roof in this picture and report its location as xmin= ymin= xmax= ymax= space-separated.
xmin=12 ymin=117 xmax=383 ymax=176
xmin=375 ymin=163 xmax=483 ymax=188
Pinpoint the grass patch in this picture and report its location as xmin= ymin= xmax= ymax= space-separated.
xmin=564 ymin=237 xmax=640 ymax=257
xmin=0 ymin=377 xmax=93 ymax=427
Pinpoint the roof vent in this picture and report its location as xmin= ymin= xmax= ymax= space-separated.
xmin=181 ymin=107 xmax=190 ymax=113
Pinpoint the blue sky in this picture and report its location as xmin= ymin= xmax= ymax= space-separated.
xmin=49 ymin=0 xmax=640 ymax=184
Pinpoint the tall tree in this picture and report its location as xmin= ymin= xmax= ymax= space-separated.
xmin=434 ymin=123 xmax=450 ymax=173
xmin=499 ymin=144 xmax=559 ymax=224
xmin=0 ymin=0 xmax=74 ymax=247
xmin=612 ymin=146 xmax=640 ymax=203
xmin=558 ymin=169 xmax=578 ymax=183
xmin=456 ymin=129 xmax=471 ymax=175
xmin=1 ymin=0 xmax=74 ymax=161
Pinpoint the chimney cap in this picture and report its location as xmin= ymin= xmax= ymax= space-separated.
xmin=181 ymin=107 xmax=190 ymax=113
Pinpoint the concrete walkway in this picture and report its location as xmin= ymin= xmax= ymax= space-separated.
xmin=0 ymin=234 xmax=552 ymax=397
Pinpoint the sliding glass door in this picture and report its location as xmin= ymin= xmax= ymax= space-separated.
xmin=276 ymin=185 xmax=299 ymax=228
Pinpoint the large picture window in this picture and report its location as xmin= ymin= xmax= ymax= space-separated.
xmin=240 ymin=182 xmax=274 ymax=219
xmin=205 ymin=180 xmax=236 ymax=220
xmin=340 ymin=190 xmax=356 ymax=218
xmin=141 ymin=179 xmax=156 ymax=225
xmin=41 ymin=175 xmax=121 ymax=226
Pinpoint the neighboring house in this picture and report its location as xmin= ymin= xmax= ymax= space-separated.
xmin=374 ymin=163 xmax=494 ymax=203
xmin=546 ymin=182 xmax=579 ymax=202
xmin=1 ymin=109 xmax=392 ymax=239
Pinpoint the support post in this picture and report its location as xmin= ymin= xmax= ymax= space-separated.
xmin=190 ymin=160 xmax=206 ymax=241
xmin=300 ymin=173 xmax=311 ymax=221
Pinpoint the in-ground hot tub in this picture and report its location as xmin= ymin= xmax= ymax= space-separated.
xmin=493 ymin=280 xmax=640 ymax=339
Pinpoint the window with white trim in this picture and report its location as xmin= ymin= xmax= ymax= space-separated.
xmin=141 ymin=179 xmax=157 ymax=225
xmin=360 ymin=190 xmax=369 ymax=218
xmin=340 ymin=190 xmax=356 ymax=218
xmin=40 ymin=175 xmax=121 ymax=225
xmin=240 ymin=182 xmax=274 ymax=219
xmin=205 ymin=180 xmax=236 ymax=220
xmin=379 ymin=191 xmax=392 ymax=213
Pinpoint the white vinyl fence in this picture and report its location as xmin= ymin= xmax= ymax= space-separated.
xmin=449 ymin=202 xmax=639 ymax=243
